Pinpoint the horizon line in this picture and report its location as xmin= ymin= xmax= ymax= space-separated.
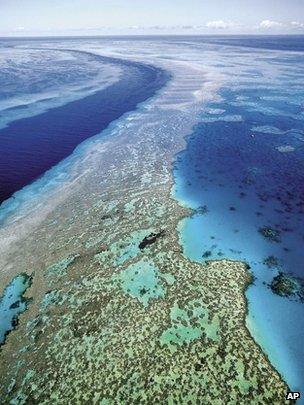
xmin=1 ymin=33 xmax=304 ymax=39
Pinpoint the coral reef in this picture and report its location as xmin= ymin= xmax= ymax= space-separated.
xmin=0 ymin=44 xmax=289 ymax=403
xmin=270 ymin=272 xmax=304 ymax=302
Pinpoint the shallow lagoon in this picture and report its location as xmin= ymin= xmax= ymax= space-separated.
xmin=0 ymin=274 xmax=32 ymax=344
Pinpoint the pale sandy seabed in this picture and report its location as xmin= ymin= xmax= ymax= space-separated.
xmin=0 ymin=41 xmax=289 ymax=403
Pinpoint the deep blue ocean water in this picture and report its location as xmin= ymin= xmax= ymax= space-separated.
xmin=174 ymin=37 xmax=304 ymax=392
xmin=180 ymin=35 xmax=304 ymax=52
xmin=0 ymin=48 xmax=168 ymax=205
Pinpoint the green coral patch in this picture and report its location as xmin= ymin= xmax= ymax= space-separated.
xmin=160 ymin=300 xmax=220 ymax=352
xmin=114 ymin=229 xmax=154 ymax=265
xmin=44 ymin=256 xmax=76 ymax=279
xmin=95 ymin=228 xmax=155 ymax=267
xmin=117 ymin=259 xmax=165 ymax=307
xmin=41 ymin=290 xmax=62 ymax=310
xmin=160 ymin=273 xmax=176 ymax=286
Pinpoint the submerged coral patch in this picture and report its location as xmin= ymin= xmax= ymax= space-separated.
xmin=117 ymin=259 xmax=165 ymax=307
xmin=138 ymin=230 xmax=165 ymax=249
xmin=160 ymin=300 xmax=220 ymax=352
xmin=251 ymin=126 xmax=286 ymax=135
xmin=201 ymin=114 xmax=243 ymax=123
xmin=94 ymin=228 xmax=157 ymax=267
xmin=276 ymin=145 xmax=295 ymax=153
xmin=44 ymin=256 xmax=77 ymax=280
xmin=263 ymin=255 xmax=281 ymax=269
xmin=258 ymin=227 xmax=281 ymax=243
xmin=270 ymin=272 xmax=304 ymax=302
xmin=41 ymin=290 xmax=63 ymax=310
xmin=114 ymin=229 xmax=155 ymax=265
xmin=0 ymin=273 xmax=32 ymax=344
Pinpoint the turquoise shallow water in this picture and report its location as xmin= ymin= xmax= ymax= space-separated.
xmin=0 ymin=274 xmax=32 ymax=344
xmin=174 ymin=38 xmax=304 ymax=393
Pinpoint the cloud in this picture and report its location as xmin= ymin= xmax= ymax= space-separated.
xmin=259 ymin=20 xmax=282 ymax=29
xmin=180 ymin=25 xmax=195 ymax=30
xmin=128 ymin=24 xmax=201 ymax=31
xmin=290 ymin=21 xmax=304 ymax=29
xmin=206 ymin=20 xmax=234 ymax=29
xmin=149 ymin=25 xmax=165 ymax=30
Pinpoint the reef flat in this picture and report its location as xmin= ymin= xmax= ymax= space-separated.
xmin=0 ymin=39 xmax=289 ymax=403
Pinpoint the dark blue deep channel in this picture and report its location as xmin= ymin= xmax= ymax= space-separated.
xmin=0 ymin=50 xmax=169 ymax=205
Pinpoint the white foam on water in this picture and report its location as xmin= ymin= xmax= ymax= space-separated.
xmin=204 ymin=107 xmax=226 ymax=115
xmin=276 ymin=145 xmax=295 ymax=152
xmin=0 ymin=47 xmax=122 ymax=129
xmin=0 ymin=39 xmax=219 ymax=230
xmin=201 ymin=114 xmax=243 ymax=123
xmin=251 ymin=125 xmax=287 ymax=135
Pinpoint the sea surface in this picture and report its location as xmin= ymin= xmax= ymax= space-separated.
xmin=0 ymin=43 xmax=168 ymax=212
xmin=173 ymin=36 xmax=304 ymax=392
xmin=0 ymin=36 xmax=303 ymax=395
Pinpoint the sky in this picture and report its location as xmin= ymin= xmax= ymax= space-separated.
xmin=0 ymin=0 xmax=304 ymax=36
